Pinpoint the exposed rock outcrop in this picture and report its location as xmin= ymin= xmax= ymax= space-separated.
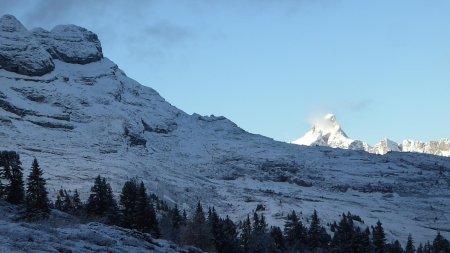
xmin=0 ymin=14 xmax=103 ymax=77
xmin=32 ymin=25 xmax=103 ymax=64
xmin=0 ymin=15 xmax=54 ymax=76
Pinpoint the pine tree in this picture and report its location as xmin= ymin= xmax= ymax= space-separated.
xmin=208 ymin=207 xmax=222 ymax=251
xmin=422 ymin=242 xmax=432 ymax=253
xmin=250 ymin=212 xmax=270 ymax=253
xmin=171 ymin=204 xmax=182 ymax=230
xmin=184 ymin=201 xmax=213 ymax=251
xmin=163 ymin=204 xmax=183 ymax=242
xmin=386 ymin=240 xmax=404 ymax=253
xmin=432 ymin=232 xmax=450 ymax=253
xmin=405 ymin=234 xmax=415 ymax=253
xmin=72 ymin=189 xmax=82 ymax=213
xmin=62 ymin=189 xmax=72 ymax=212
xmin=8 ymin=156 xmax=24 ymax=204
xmin=7 ymin=157 xmax=24 ymax=205
xmin=54 ymin=189 xmax=65 ymax=211
xmin=361 ymin=227 xmax=373 ymax=253
xmin=331 ymin=213 xmax=355 ymax=252
xmin=25 ymin=158 xmax=50 ymax=218
xmin=373 ymin=220 xmax=386 ymax=253
xmin=308 ymin=209 xmax=322 ymax=249
xmin=284 ymin=210 xmax=307 ymax=250
xmin=219 ymin=216 xmax=239 ymax=253
xmin=103 ymin=178 xmax=119 ymax=225
xmin=86 ymin=175 xmax=117 ymax=218
xmin=269 ymin=226 xmax=285 ymax=252
xmin=148 ymin=203 xmax=159 ymax=235
xmin=240 ymin=215 xmax=252 ymax=252
xmin=119 ymin=179 xmax=137 ymax=228
xmin=0 ymin=151 xmax=24 ymax=204
xmin=416 ymin=243 xmax=424 ymax=253
xmin=135 ymin=181 xmax=159 ymax=236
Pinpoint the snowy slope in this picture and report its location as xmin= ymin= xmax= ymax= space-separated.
xmin=0 ymin=201 xmax=203 ymax=253
xmin=293 ymin=114 xmax=449 ymax=157
xmin=0 ymin=15 xmax=449 ymax=245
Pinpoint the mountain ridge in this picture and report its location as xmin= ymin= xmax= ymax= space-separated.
xmin=1 ymin=14 xmax=449 ymax=245
xmin=292 ymin=114 xmax=450 ymax=157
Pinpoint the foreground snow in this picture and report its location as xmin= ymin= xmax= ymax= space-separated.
xmin=0 ymin=201 xmax=202 ymax=253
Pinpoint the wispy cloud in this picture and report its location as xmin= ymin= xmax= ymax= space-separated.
xmin=308 ymin=99 xmax=372 ymax=125
xmin=338 ymin=100 xmax=373 ymax=113
xmin=144 ymin=21 xmax=191 ymax=45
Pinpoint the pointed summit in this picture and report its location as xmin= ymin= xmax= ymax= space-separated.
xmin=292 ymin=114 xmax=367 ymax=150
xmin=292 ymin=115 xmax=449 ymax=156
xmin=311 ymin=113 xmax=348 ymax=137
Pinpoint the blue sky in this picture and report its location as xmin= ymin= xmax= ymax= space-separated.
xmin=3 ymin=0 xmax=450 ymax=144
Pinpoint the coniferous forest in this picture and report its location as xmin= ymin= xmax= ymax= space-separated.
xmin=1 ymin=150 xmax=449 ymax=253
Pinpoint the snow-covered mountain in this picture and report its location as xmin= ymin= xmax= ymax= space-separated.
xmin=1 ymin=14 xmax=449 ymax=245
xmin=291 ymin=114 xmax=368 ymax=150
xmin=293 ymin=114 xmax=450 ymax=157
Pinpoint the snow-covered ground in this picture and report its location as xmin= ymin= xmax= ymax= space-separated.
xmin=0 ymin=201 xmax=202 ymax=253
xmin=0 ymin=15 xmax=449 ymax=247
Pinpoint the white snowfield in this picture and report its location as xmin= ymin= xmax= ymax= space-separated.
xmin=0 ymin=15 xmax=449 ymax=249
xmin=292 ymin=114 xmax=450 ymax=157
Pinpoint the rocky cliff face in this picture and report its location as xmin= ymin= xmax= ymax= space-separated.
xmin=0 ymin=15 xmax=102 ymax=76
xmin=0 ymin=15 xmax=449 ymax=244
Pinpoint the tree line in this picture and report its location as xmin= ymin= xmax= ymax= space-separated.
xmin=1 ymin=150 xmax=449 ymax=253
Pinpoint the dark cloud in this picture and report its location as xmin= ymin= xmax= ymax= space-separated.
xmin=144 ymin=21 xmax=191 ymax=45
xmin=1 ymin=0 xmax=157 ymax=29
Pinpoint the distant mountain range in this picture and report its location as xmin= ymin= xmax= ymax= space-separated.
xmin=292 ymin=114 xmax=450 ymax=157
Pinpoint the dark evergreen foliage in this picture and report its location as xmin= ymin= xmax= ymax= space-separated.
xmin=0 ymin=151 xmax=25 ymax=204
xmin=386 ymin=240 xmax=404 ymax=253
xmin=72 ymin=189 xmax=83 ymax=213
xmin=417 ymin=243 xmax=424 ymax=253
xmin=119 ymin=179 xmax=137 ymax=228
xmin=86 ymin=175 xmax=117 ymax=219
xmin=432 ymin=232 xmax=450 ymax=253
xmin=160 ymin=204 xmax=183 ymax=242
xmin=135 ymin=181 xmax=159 ymax=236
xmin=55 ymin=188 xmax=83 ymax=214
xmin=25 ymin=158 xmax=50 ymax=218
xmin=308 ymin=209 xmax=331 ymax=250
xmin=269 ymin=226 xmax=285 ymax=253
xmin=373 ymin=220 xmax=386 ymax=253
xmin=284 ymin=210 xmax=307 ymax=250
xmin=183 ymin=201 xmax=213 ymax=251
xmin=330 ymin=213 xmax=373 ymax=253
xmin=405 ymin=234 xmax=415 ymax=253
xmin=240 ymin=215 xmax=252 ymax=252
